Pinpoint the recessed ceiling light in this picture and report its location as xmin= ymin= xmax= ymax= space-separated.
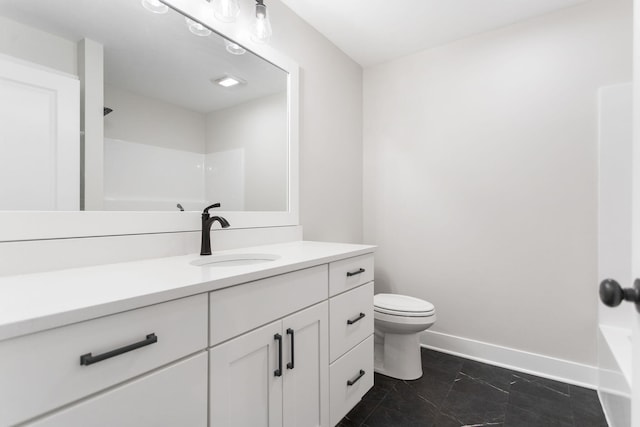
xmin=141 ymin=0 xmax=168 ymax=14
xmin=224 ymin=40 xmax=246 ymax=56
xmin=213 ymin=75 xmax=245 ymax=87
xmin=185 ymin=18 xmax=212 ymax=37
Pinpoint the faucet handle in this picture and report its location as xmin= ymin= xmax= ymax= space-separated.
xmin=203 ymin=203 xmax=221 ymax=214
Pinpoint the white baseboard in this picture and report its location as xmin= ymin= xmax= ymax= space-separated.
xmin=420 ymin=330 xmax=598 ymax=389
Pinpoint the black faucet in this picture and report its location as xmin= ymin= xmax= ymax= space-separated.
xmin=200 ymin=203 xmax=230 ymax=256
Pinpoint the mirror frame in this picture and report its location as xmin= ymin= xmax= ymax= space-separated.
xmin=0 ymin=0 xmax=299 ymax=242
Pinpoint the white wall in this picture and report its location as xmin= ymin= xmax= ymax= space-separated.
xmin=206 ymin=92 xmax=288 ymax=211
xmin=363 ymin=0 xmax=632 ymax=371
xmin=269 ymin=1 xmax=363 ymax=243
xmin=104 ymin=85 xmax=207 ymax=153
xmin=0 ymin=15 xmax=77 ymax=75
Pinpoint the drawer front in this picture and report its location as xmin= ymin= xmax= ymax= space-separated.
xmin=329 ymin=254 xmax=374 ymax=297
xmin=329 ymin=283 xmax=374 ymax=362
xmin=29 ymin=352 xmax=208 ymax=427
xmin=329 ymin=335 xmax=374 ymax=427
xmin=0 ymin=294 xmax=208 ymax=426
xmin=210 ymin=265 xmax=328 ymax=346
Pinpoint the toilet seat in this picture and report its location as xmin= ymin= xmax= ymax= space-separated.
xmin=374 ymin=293 xmax=435 ymax=317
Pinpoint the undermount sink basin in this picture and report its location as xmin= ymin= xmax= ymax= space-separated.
xmin=190 ymin=253 xmax=280 ymax=267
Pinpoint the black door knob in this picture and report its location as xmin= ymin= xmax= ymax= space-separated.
xmin=599 ymin=278 xmax=640 ymax=307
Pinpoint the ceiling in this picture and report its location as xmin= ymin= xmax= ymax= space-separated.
xmin=280 ymin=0 xmax=591 ymax=67
xmin=0 ymin=0 xmax=287 ymax=113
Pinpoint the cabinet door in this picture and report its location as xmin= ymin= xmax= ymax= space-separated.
xmin=210 ymin=320 xmax=283 ymax=427
xmin=283 ymin=302 xmax=329 ymax=427
xmin=30 ymin=352 xmax=207 ymax=427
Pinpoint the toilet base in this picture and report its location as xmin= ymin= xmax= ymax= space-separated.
xmin=374 ymin=330 xmax=423 ymax=380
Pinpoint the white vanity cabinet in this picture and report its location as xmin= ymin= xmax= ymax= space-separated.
xmin=208 ymin=265 xmax=330 ymax=427
xmin=208 ymin=255 xmax=375 ymax=427
xmin=0 ymin=294 xmax=208 ymax=426
xmin=0 ymin=243 xmax=375 ymax=427
xmin=328 ymin=254 xmax=375 ymax=426
xmin=28 ymin=352 xmax=208 ymax=427
xmin=210 ymin=302 xmax=328 ymax=427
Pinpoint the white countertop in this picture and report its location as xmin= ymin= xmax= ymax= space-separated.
xmin=0 ymin=241 xmax=375 ymax=342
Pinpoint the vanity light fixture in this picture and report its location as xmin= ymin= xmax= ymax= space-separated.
xmin=141 ymin=0 xmax=168 ymax=14
xmin=224 ymin=39 xmax=246 ymax=55
xmin=251 ymin=0 xmax=272 ymax=43
xmin=185 ymin=17 xmax=212 ymax=36
xmin=213 ymin=75 xmax=245 ymax=88
xmin=212 ymin=0 xmax=240 ymax=23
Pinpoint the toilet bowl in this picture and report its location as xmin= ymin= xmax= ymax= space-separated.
xmin=374 ymin=293 xmax=436 ymax=380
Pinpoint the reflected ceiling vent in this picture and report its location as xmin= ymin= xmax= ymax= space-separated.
xmin=103 ymin=107 xmax=113 ymax=116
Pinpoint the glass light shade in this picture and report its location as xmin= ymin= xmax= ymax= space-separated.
xmin=141 ymin=0 xmax=168 ymax=14
xmin=185 ymin=18 xmax=212 ymax=37
xmin=251 ymin=3 xmax=272 ymax=43
xmin=224 ymin=40 xmax=246 ymax=55
xmin=213 ymin=0 xmax=240 ymax=23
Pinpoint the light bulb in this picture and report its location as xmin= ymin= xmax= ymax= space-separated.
xmin=224 ymin=40 xmax=246 ymax=55
xmin=141 ymin=0 xmax=168 ymax=14
xmin=185 ymin=18 xmax=212 ymax=37
xmin=251 ymin=1 xmax=272 ymax=43
xmin=213 ymin=0 xmax=240 ymax=23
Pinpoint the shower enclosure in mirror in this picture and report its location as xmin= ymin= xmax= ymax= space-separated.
xmin=0 ymin=0 xmax=289 ymax=213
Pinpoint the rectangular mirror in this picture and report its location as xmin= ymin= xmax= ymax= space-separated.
xmin=0 ymin=0 xmax=294 ymax=216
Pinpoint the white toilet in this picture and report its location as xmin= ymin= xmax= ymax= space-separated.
xmin=373 ymin=293 xmax=436 ymax=380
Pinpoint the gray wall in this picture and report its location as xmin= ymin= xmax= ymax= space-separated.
xmin=269 ymin=1 xmax=364 ymax=243
xmin=0 ymin=15 xmax=77 ymax=75
xmin=363 ymin=0 xmax=632 ymax=366
xmin=206 ymin=93 xmax=288 ymax=212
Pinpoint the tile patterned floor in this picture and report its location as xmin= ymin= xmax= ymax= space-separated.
xmin=338 ymin=348 xmax=608 ymax=427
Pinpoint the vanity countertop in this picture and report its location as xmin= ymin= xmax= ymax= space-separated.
xmin=0 ymin=240 xmax=375 ymax=341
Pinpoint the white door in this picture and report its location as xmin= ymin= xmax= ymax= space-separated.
xmin=283 ymin=302 xmax=329 ymax=427
xmin=209 ymin=320 xmax=284 ymax=427
xmin=0 ymin=53 xmax=79 ymax=210
xmin=597 ymin=8 xmax=640 ymax=421
xmin=632 ymin=12 xmax=640 ymax=423
xmin=597 ymin=83 xmax=633 ymax=427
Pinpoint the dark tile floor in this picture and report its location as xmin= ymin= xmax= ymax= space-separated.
xmin=338 ymin=348 xmax=608 ymax=427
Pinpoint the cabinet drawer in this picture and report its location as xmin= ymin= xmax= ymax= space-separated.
xmin=0 ymin=294 xmax=208 ymax=426
xmin=210 ymin=265 xmax=328 ymax=346
xmin=329 ymin=335 xmax=374 ymax=427
xmin=329 ymin=282 xmax=374 ymax=362
xmin=329 ymin=254 xmax=374 ymax=297
xmin=28 ymin=352 xmax=208 ymax=427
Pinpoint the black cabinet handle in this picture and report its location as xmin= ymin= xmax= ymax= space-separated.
xmin=80 ymin=333 xmax=158 ymax=366
xmin=347 ymin=312 xmax=366 ymax=325
xmin=346 ymin=268 xmax=365 ymax=277
xmin=286 ymin=328 xmax=295 ymax=370
xmin=347 ymin=369 xmax=366 ymax=386
xmin=274 ymin=333 xmax=283 ymax=377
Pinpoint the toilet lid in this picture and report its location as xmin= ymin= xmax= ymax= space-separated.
xmin=374 ymin=293 xmax=435 ymax=315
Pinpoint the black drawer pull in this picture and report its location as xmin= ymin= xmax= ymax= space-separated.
xmin=286 ymin=328 xmax=295 ymax=370
xmin=274 ymin=333 xmax=283 ymax=377
xmin=347 ymin=369 xmax=366 ymax=386
xmin=80 ymin=333 xmax=158 ymax=366
xmin=347 ymin=312 xmax=366 ymax=325
xmin=346 ymin=268 xmax=365 ymax=277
